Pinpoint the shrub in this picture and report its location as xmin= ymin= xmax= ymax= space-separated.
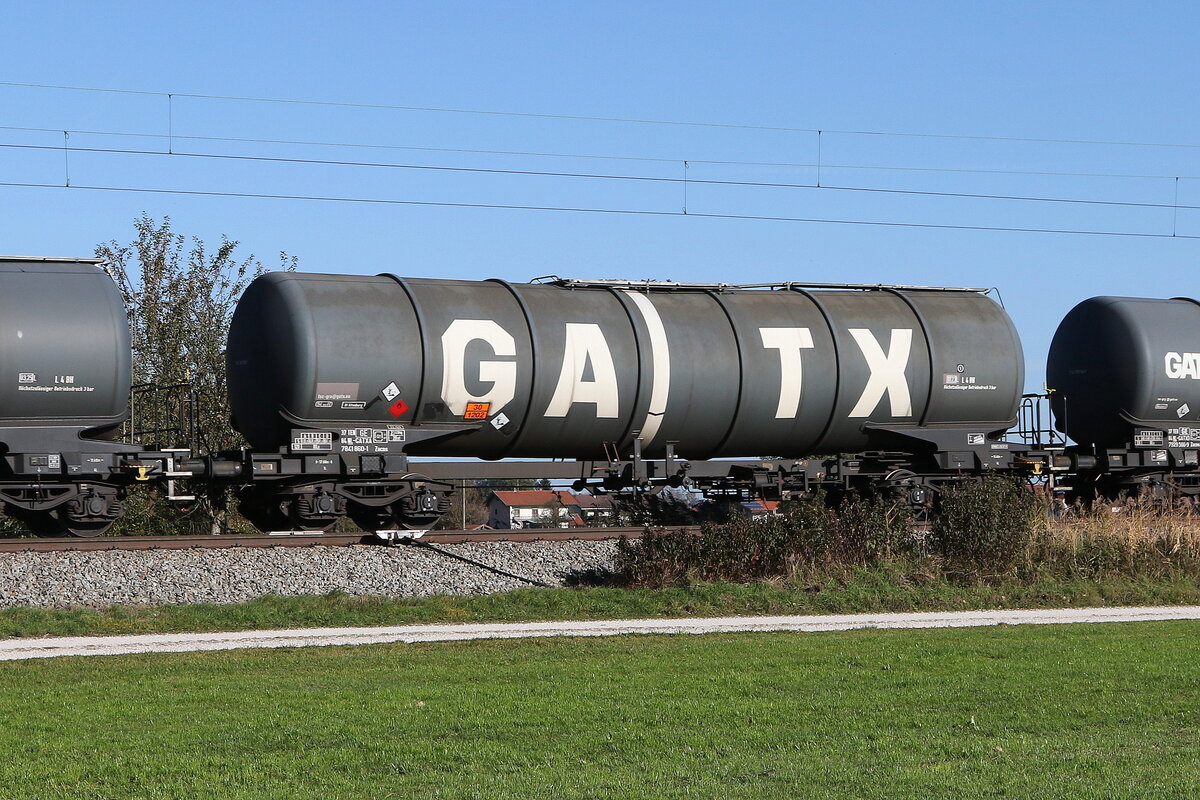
xmin=931 ymin=475 xmax=1042 ymax=576
xmin=615 ymin=494 xmax=915 ymax=588
xmin=614 ymin=477 xmax=1200 ymax=589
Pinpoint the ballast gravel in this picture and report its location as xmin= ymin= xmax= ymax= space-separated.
xmin=2 ymin=606 xmax=1198 ymax=661
xmin=0 ymin=540 xmax=618 ymax=609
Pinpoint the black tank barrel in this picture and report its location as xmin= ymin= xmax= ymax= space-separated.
xmin=1048 ymin=296 xmax=1200 ymax=449
xmin=227 ymin=273 xmax=1024 ymax=459
xmin=0 ymin=257 xmax=131 ymax=442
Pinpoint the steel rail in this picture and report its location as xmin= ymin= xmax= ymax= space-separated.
xmin=0 ymin=526 xmax=664 ymax=553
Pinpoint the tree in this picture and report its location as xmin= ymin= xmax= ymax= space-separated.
xmin=435 ymin=482 xmax=492 ymax=530
xmin=96 ymin=214 xmax=296 ymax=533
xmin=98 ymin=213 xmax=296 ymax=454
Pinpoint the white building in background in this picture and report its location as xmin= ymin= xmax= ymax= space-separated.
xmin=486 ymin=490 xmax=615 ymax=530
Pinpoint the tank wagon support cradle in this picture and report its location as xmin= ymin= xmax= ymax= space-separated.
xmin=178 ymin=427 xmax=1081 ymax=533
xmin=180 ymin=425 xmax=475 ymax=531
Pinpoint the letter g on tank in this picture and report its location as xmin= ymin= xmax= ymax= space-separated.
xmin=1165 ymin=352 xmax=1200 ymax=380
xmin=440 ymin=320 xmax=517 ymax=415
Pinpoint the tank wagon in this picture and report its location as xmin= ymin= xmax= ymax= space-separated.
xmin=0 ymin=257 xmax=187 ymax=535
xmin=1047 ymin=295 xmax=1200 ymax=497
xmin=215 ymin=272 xmax=1029 ymax=530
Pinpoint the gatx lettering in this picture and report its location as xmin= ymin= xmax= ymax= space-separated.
xmin=1165 ymin=352 xmax=1200 ymax=380
xmin=759 ymin=327 xmax=815 ymax=418
xmin=440 ymin=320 xmax=517 ymax=415
xmin=847 ymin=328 xmax=913 ymax=418
xmin=545 ymin=323 xmax=620 ymax=418
xmin=438 ymin=317 xmax=915 ymax=429
xmin=758 ymin=326 xmax=914 ymax=419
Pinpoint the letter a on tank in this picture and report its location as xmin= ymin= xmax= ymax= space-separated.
xmin=545 ymin=323 xmax=620 ymax=418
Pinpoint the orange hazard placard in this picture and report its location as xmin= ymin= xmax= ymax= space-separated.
xmin=464 ymin=402 xmax=491 ymax=420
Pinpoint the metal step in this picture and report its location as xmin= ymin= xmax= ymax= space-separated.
xmin=166 ymin=479 xmax=195 ymax=502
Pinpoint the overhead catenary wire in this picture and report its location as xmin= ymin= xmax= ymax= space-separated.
xmin=7 ymin=79 xmax=1200 ymax=150
xmin=1 ymin=123 xmax=1196 ymax=180
xmin=4 ymin=179 xmax=1197 ymax=240
xmin=1 ymin=81 xmax=1196 ymax=241
xmin=3 ymin=140 xmax=1196 ymax=213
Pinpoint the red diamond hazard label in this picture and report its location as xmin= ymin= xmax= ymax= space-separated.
xmin=388 ymin=398 xmax=409 ymax=418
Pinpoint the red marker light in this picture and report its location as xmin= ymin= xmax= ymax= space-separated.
xmin=388 ymin=398 xmax=409 ymax=418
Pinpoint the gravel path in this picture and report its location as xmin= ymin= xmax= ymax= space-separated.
xmin=0 ymin=540 xmax=619 ymax=608
xmin=3 ymin=605 xmax=1198 ymax=661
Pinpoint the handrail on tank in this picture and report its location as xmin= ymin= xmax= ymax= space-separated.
xmin=0 ymin=255 xmax=103 ymax=263
xmin=529 ymin=275 xmax=990 ymax=293
xmin=1015 ymin=391 xmax=1066 ymax=449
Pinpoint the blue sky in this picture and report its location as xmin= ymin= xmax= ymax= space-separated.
xmin=1 ymin=1 xmax=1198 ymax=389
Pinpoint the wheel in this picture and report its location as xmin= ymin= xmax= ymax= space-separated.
xmin=284 ymin=512 xmax=338 ymax=533
xmin=10 ymin=509 xmax=68 ymax=537
xmin=389 ymin=475 xmax=450 ymax=530
xmin=283 ymin=491 xmax=343 ymax=532
xmin=236 ymin=487 xmax=291 ymax=533
xmin=63 ymin=520 xmax=115 ymax=538
xmin=347 ymin=504 xmax=394 ymax=533
xmin=390 ymin=506 xmax=442 ymax=530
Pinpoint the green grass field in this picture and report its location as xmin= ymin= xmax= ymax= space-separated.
xmin=1 ymin=621 xmax=1197 ymax=799
xmin=6 ymin=569 xmax=1200 ymax=640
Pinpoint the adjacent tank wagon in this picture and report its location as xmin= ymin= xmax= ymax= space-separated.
xmin=1047 ymin=295 xmax=1200 ymax=494
xmin=0 ymin=257 xmax=185 ymax=535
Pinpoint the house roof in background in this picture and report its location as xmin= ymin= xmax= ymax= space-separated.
xmin=489 ymin=490 xmax=614 ymax=509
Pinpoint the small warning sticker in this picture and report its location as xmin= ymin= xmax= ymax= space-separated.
xmin=388 ymin=398 xmax=409 ymax=419
xmin=381 ymin=381 xmax=401 ymax=402
xmin=464 ymin=402 xmax=491 ymax=421
xmin=490 ymin=412 xmax=510 ymax=430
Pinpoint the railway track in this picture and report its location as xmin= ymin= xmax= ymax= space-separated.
xmin=0 ymin=526 xmax=662 ymax=553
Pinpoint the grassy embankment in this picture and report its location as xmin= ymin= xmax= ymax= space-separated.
xmin=0 ymin=622 xmax=1197 ymax=799
xmin=3 ymin=571 xmax=1200 ymax=639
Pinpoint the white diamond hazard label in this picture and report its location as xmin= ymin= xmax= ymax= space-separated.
xmin=381 ymin=382 xmax=401 ymax=402
xmin=490 ymin=412 xmax=510 ymax=430
xmin=1178 ymin=403 xmax=1191 ymax=419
